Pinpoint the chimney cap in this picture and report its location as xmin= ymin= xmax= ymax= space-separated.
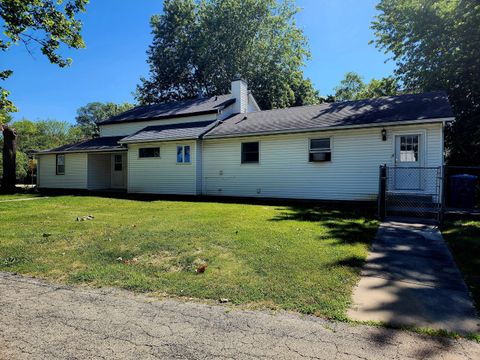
xmin=232 ymin=75 xmax=248 ymax=84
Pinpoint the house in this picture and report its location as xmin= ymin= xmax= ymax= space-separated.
xmin=35 ymin=78 xmax=454 ymax=201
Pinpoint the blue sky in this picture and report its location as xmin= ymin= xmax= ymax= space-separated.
xmin=4 ymin=0 xmax=395 ymax=123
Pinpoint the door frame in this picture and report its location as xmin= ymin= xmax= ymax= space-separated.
xmin=391 ymin=129 xmax=427 ymax=192
xmin=110 ymin=152 xmax=127 ymax=189
xmin=392 ymin=129 xmax=427 ymax=167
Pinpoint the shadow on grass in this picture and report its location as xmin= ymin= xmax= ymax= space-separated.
xmin=270 ymin=204 xmax=378 ymax=247
xmin=443 ymin=221 xmax=480 ymax=313
xmin=36 ymin=188 xmax=378 ymax=209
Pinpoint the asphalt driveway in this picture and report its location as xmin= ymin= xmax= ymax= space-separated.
xmin=1 ymin=272 xmax=479 ymax=359
xmin=349 ymin=221 xmax=479 ymax=333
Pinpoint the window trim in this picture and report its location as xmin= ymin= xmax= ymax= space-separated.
xmin=241 ymin=141 xmax=260 ymax=164
xmin=138 ymin=147 xmax=160 ymax=159
xmin=308 ymin=137 xmax=332 ymax=162
xmin=56 ymin=154 xmax=65 ymax=175
xmin=176 ymin=144 xmax=192 ymax=164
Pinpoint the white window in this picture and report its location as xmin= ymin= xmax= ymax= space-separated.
xmin=177 ymin=145 xmax=191 ymax=163
xmin=56 ymin=154 xmax=65 ymax=175
xmin=309 ymin=138 xmax=331 ymax=162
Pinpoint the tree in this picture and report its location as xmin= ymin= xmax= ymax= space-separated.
xmin=334 ymin=72 xmax=365 ymax=101
xmin=0 ymin=0 xmax=88 ymax=192
xmin=0 ymin=119 xmax=83 ymax=183
xmin=75 ymin=102 xmax=135 ymax=138
xmin=371 ymin=0 xmax=480 ymax=165
xmin=136 ymin=0 xmax=320 ymax=110
xmin=1 ymin=125 xmax=16 ymax=191
xmin=334 ymin=71 xmax=400 ymax=101
xmin=0 ymin=0 xmax=88 ymax=112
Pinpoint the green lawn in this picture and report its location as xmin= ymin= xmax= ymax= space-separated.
xmin=443 ymin=220 xmax=480 ymax=311
xmin=0 ymin=195 xmax=377 ymax=320
xmin=0 ymin=193 xmax=43 ymax=201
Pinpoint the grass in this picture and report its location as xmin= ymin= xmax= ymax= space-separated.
xmin=0 ymin=192 xmax=43 ymax=200
xmin=0 ymin=194 xmax=377 ymax=320
xmin=442 ymin=219 xmax=480 ymax=313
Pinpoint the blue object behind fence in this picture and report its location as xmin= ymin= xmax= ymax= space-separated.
xmin=449 ymin=174 xmax=478 ymax=209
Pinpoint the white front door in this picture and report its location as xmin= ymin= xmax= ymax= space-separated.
xmin=393 ymin=134 xmax=423 ymax=190
xmin=111 ymin=153 xmax=127 ymax=189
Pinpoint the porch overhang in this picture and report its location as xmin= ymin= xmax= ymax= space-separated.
xmin=35 ymin=136 xmax=125 ymax=156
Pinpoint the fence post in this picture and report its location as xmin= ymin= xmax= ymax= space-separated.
xmin=439 ymin=165 xmax=446 ymax=225
xmin=378 ymin=164 xmax=387 ymax=220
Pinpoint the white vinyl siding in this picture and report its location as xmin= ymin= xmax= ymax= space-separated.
xmin=87 ymin=153 xmax=111 ymax=190
xmin=202 ymin=123 xmax=443 ymax=201
xmin=99 ymin=114 xmax=217 ymax=137
xmin=37 ymin=153 xmax=88 ymax=189
xmin=195 ymin=140 xmax=203 ymax=194
xmin=127 ymin=141 xmax=198 ymax=195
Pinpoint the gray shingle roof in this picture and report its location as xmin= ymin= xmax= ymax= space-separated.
xmin=205 ymin=91 xmax=453 ymax=138
xmin=119 ymin=121 xmax=217 ymax=143
xmin=37 ymin=136 xmax=124 ymax=154
xmin=99 ymin=95 xmax=234 ymax=125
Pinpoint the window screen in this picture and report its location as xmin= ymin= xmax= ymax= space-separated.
xmin=309 ymin=138 xmax=331 ymax=162
xmin=241 ymin=142 xmax=259 ymax=163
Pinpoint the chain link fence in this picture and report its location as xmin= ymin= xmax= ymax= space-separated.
xmin=379 ymin=166 xmax=442 ymax=222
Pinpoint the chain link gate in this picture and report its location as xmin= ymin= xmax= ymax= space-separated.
xmin=378 ymin=165 xmax=443 ymax=222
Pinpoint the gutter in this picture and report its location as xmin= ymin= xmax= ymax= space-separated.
xmin=35 ymin=148 xmax=126 ymax=156
xmin=203 ymin=117 xmax=455 ymax=139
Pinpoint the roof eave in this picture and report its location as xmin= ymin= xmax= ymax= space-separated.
xmin=98 ymin=109 xmax=219 ymax=126
xmin=118 ymin=136 xmax=199 ymax=145
xmin=35 ymin=147 xmax=126 ymax=155
xmin=203 ymin=117 xmax=455 ymax=139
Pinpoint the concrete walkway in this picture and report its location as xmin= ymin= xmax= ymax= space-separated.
xmin=349 ymin=221 xmax=479 ymax=334
xmin=1 ymin=272 xmax=479 ymax=360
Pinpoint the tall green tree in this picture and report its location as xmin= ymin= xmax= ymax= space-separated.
xmin=334 ymin=71 xmax=400 ymax=101
xmin=0 ymin=0 xmax=88 ymax=113
xmin=137 ymin=0 xmax=320 ymax=110
xmin=75 ymin=102 xmax=135 ymax=138
xmin=0 ymin=0 xmax=88 ymax=191
xmin=334 ymin=72 xmax=366 ymax=101
xmin=371 ymin=0 xmax=480 ymax=165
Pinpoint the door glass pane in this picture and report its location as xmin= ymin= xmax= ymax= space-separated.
xmin=399 ymin=135 xmax=419 ymax=162
xmin=114 ymin=154 xmax=122 ymax=171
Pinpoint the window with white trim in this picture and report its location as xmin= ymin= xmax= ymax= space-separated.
xmin=309 ymin=138 xmax=331 ymax=162
xmin=177 ymin=145 xmax=191 ymax=163
xmin=56 ymin=154 xmax=65 ymax=175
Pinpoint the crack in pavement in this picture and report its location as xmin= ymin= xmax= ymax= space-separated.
xmin=0 ymin=272 xmax=479 ymax=360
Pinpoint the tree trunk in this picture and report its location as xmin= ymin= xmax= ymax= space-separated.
xmin=1 ymin=125 xmax=17 ymax=193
